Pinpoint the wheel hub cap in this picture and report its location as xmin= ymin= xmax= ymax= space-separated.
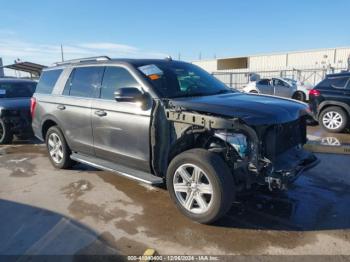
xmin=173 ymin=164 xmax=214 ymax=214
xmin=323 ymin=111 xmax=342 ymax=130
xmin=48 ymin=133 xmax=64 ymax=164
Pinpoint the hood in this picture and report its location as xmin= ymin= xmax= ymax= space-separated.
xmin=168 ymin=92 xmax=309 ymax=125
xmin=0 ymin=98 xmax=31 ymax=111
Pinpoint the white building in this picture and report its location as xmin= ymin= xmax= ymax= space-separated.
xmin=193 ymin=46 xmax=350 ymax=73
xmin=192 ymin=47 xmax=350 ymax=88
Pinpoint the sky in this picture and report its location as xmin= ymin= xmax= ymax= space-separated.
xmin=1 ymin=0 xmax=350 ymax=67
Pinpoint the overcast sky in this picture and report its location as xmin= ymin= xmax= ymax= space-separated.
xmin=1 ymin=0 xmax=350 ymax=68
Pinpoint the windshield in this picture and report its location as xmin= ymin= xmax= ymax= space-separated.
xmin=138 ymin=62 xmax=234 ymax=98
xmin=0 ymin=82 xmax=37 ymax=98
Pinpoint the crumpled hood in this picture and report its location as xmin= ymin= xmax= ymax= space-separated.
xmin=168 ymin=92 xmax=309 ymax=125
xmin=0 ymin=98 xmax=31 ymax=112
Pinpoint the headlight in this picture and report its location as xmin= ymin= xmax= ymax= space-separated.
xmin=214 ymin=132 xmax=248 ymax=158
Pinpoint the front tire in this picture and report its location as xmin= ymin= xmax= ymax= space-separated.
xmin=319 ymin=106 xmax=348 ymax=133
xmin=166 ymin=149 xmax=235 ymax=224
xmin=45 ymin=126 xmax=75 ymax=169
xmin=0 ymin=118 xmax=13 ymax=144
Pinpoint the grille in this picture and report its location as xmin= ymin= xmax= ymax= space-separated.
xmin=263 ymin=117 xmax=307 ymax=161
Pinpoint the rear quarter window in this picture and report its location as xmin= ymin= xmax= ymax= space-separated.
xmin=317 ymin=76 xmax=350 ymax=90
xmin=63 ymin=67 xmax=104 ymax=98
xmin=35 ymin=69 xmax=63 ymax=94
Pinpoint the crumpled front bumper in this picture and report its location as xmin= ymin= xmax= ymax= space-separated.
xmin=264 ymin=146 xmax=319 ymax=190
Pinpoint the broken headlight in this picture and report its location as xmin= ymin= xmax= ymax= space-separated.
xmin=214 ymin=132 xmax=248 ymax=158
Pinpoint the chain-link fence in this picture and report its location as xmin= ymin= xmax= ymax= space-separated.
xmin=212 ymin=67 xmax=348 ymax=90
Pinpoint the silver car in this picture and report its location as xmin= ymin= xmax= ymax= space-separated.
xmin=243 ymin=77 xmax=313 ymax=101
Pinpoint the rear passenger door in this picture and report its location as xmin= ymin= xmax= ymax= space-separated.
xmin=58 ymin=66 xmax=104 ymax=155
xmin=91 ymin=66 xmax=152 ymax=172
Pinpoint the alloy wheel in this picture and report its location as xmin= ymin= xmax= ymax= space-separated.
xmin=48 ymin=133 xmax=64 ymax=164
xmin=173 ymin=164 xmax=214 ymax=214
xmin=322 ymin=111 xmax=343 ymax=130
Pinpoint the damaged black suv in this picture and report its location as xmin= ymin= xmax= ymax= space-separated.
xmin=32 ymin=57 xmax=318 ymax=224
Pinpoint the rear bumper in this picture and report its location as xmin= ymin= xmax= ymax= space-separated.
xmin=2 ymin=115 xmax=33 ymax=136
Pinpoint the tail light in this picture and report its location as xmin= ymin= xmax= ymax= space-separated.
xmin=309 ymin=89 xmax=321 ymax=97
xmin=30 ymin=97 xmax=37 ymax=118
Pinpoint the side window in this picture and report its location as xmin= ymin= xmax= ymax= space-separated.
xmin=100 ymin=67 xmax=140 ymax=100
xmin=279 ymin=80 xmax=289 ymax=87
xmin=272 ymin=79 xmax=286 ymax=86
xmin=258 ymin=79 xmax=269 ymax=86
xmin=330 ymin=77 xmax=350 ymax=89
xmin=63 ymin=67 xmax=104 ymax=98
xmin=35 ymin=69 xmax=62 ymax=94
xmin=317 ymin=77 xmax=350 ymax=89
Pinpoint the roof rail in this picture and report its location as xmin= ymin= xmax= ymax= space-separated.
xmin=54 ymin=56 xmax=111 ymax=66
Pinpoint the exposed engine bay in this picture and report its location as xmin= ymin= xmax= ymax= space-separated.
xmin=150 ymin=100 xmax=319 ymax=192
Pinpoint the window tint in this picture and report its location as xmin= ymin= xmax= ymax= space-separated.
xmin=64 ymin=67 xmax=104 ymax=98
xmin=258 ymin=79 xmax=270 ymax=85
xmin=317 ymin=76 xmax=350 ymax=89
xmin=0 ymin=82 xmax=37 ymax=98
xmin=36 ymin=69 xmax=62 ymax=94
xmin=100 ymin=67 xmax=140 ymax=100
xmin=273 ymin=79 xmax=289 ymax=87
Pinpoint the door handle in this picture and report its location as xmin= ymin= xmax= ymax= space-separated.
xmin=95 ymin=110 xmax=107 ymax=117
xmin=57 ymin=105 xmax=66 ymax=110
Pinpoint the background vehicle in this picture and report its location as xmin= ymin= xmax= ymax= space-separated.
xmin=32 ymin=57 xmax=318 ymax=224
xmin=309 ymin=72 xmax=350 ymax=133
xmin=0 ymin=78 xmax=37 ymax=144
xmin=243 ymin=77 xmax=313 ymax=101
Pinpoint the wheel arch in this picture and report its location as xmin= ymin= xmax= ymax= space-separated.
xmin=318 ymin=101 xmax=350 ymax=118
xmin=40 ymin=114 xmax=65 ymax=141
xmin=292 ymin=90 xmax=306 ymax=98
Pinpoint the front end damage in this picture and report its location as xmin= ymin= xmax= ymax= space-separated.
xmin=156 ymin=104 xmax=319 ymax=191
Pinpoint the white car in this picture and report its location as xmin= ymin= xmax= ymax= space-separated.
xmin=243 ymin=77 xmax=313 ymax=101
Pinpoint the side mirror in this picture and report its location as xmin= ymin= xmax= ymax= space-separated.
xmin=114 ymin=87 xmax=144 ymax=102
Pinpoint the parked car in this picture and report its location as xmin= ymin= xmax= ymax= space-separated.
xmin=243 ymin=77 xmax=313 ymax=101
xmin=32 ymin=57 xmax=318 ymax=224
xmin=0 ymin=78 xmax=37 ymax=144
xmin=309 ymin=71 xmax=350 ymax=133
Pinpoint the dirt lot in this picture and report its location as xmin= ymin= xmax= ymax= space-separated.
xmin=0 ymin=127 xmax=350 ymax=256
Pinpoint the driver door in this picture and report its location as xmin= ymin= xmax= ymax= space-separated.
xmin=272 ymin=78 xmax=292 ymax=98
xmin=256 ymin=79 xmax=273 ymax=95
xmin=91 ymin=66 xmax=152 ymax=172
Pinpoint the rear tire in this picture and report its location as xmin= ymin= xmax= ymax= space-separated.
xmin=292 ymin=91 xmax=306 ymax=102
xmin=166 ymin=148 xmax=235 ymax=224
xmin=0 ymin=118 xmax=13 ymax=144
xmin=319 ymin=106 xmax=348 ymax=133
xmin=45 ymin=126 xmax=75 ymax=169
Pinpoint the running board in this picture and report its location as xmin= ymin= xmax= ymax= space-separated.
xmin=70 ymin=153 xmax=164 ymax=185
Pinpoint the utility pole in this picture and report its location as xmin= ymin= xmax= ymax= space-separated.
xmin=178 ymin=52 xmax=181 ymax=61
xmin=61 ymin=44 xmax=64 ymax=62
